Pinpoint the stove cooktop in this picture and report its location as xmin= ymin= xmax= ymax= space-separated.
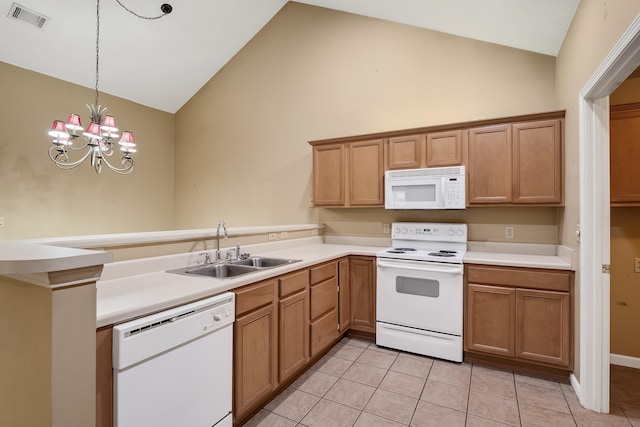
xmin=377 ymin=222 xmax=468 ymax=264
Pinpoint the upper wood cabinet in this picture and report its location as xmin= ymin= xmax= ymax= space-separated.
xmin=311 ymin=139 xmax=383 ymax=207
xmin=386 ymin=131 xmax=463 ymax=170
xmin=426 ymin=130 xmax=463 ymax=167
xmin=309 ymin=110 xmax=564 ymax=208
xmin=467 ymin=119 xmax=563 ymax=206
xmin=312 ymin=143 xmax=345 ymax=206
xmin=349 ymin=140 xmax=384 ymax=206
xmin=610 ymin=104 xmax=640 ymax=205
xmin=512 ymin=120 xmax=562 ymax=204
xmin=467 ymin=124 xmax=513 ymax=204
xmin=387 ymin=134 xmax=423 ymax=170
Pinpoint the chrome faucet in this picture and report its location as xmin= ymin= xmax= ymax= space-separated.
xmin=215 ymin=220 xmax=228 ymax=261
xmin=199 ymin=251 xmax=212 ymax=266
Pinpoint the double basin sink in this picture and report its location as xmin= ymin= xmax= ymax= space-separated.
xmin=167 ymin=256 xmax=302 ymax=280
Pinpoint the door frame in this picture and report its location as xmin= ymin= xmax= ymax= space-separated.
xmin=577 ymin=13 xmax=640 ymax=413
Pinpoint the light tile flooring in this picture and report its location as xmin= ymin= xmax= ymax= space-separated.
xmin=245 ymin=337 xmax=640 ymax=427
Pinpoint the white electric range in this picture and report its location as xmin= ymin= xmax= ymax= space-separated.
xmin=376 ymin=222 xmax=467 ymax=362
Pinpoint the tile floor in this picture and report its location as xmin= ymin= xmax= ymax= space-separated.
xmin=244 ymin=336 xmax=640 ymax=427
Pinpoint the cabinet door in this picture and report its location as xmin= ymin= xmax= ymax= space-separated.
xmin=310 ymin=309 xmax=339 ymax=357
xmin=279 ymin=290 xmax=309 ymax=383
xmin=338 ymin=258 xmax=351 ymax=333
xmin=516 ymin=289 xmax=571 ymax=367
xmin=313 ymin=143 xmax=345 ymax=206
xmin=610 ymin=105 xmax=640 ymax=203
xmin=465 ymin=284 xmax=515 ymax=357
xmin=426 ymin=130 xmax=463 ymax=167
xmin=387 ymin=134 xmax=423 ymax=170
xmin=512 ymin=120 xmax=562 ymax=204
xmin=467 ymin=124 xmax=513 ymax=204
xmin=348 ymin=139 xmax=384 ymax=206
xmin=234 ymin=304 xmax=278 ymax=419
xmin=349 ymin=257 xmax=376 ymax=333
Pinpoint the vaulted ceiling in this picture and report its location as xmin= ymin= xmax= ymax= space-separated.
xmin=0 ymin=0 xmax=580 ymax=113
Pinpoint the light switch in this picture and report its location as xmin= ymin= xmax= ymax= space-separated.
xmin=505 ymin=226 xmax=514 ymax=239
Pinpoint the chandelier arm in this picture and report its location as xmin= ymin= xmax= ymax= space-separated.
xmin=48 ymin=146 xmax=93 ymax=170
xmin=98 ymin=154 xmax=135 ymax=174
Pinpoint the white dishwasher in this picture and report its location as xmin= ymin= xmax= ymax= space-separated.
xmin=113 ymin=292 xmax=235 ymax=427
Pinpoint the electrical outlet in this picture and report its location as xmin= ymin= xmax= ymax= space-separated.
xmin=312 ymin=228 xmax=318 ymax=236
xmin=280 ymin=231 xmax=288 ymax=239
xmin=0 ymin=217 xmax=4 ymax=228
xmin=383 ymin=223 xmax=390 ymax=234
xmin=308 ymin=195 xmax=314 ymax=208
xmin=635 ymin=258 xmax=640 ymax=273
xmin=268 ymin=232 xmax=277 ymax=241
xmin=505 ymin=226 xmax=514 ymax=239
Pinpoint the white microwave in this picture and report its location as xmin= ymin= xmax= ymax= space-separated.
xmin=384 ymin=166 xmax=466 ymax=210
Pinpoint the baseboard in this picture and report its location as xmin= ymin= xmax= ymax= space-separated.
xmin=569 ymin=372 xmax=581 ymax=400
xmin=610 ymin=353 xmax=640 ymax=369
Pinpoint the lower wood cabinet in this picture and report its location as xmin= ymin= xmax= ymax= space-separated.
xmin=349 ymin=256 xmax=376 ymax=333
xmin=309 ymin=261 xmax=339 ymax=357
xmin=465 ymin=265 xmax=573 ymax=371
xmin=278 ymin=271 xmax=310 ymax=383
xmin=338 ymin=258 xmax=351 ymax=333
xmin=234 ymin=280 xmax=278 ymax=422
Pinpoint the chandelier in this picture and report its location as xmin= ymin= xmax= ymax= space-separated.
xmin=47 ymin=0 xmax=172 ymax=174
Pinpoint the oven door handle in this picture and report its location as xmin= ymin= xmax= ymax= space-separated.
xmin=377 ymin=259 xmax=462 ymax=275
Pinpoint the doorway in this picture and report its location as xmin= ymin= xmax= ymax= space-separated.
xmin=579 ymin=14 xmax=640 ymax=413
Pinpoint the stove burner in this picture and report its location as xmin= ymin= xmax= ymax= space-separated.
xmin=428 ymin=251 xmax=457 ymax=257
xmin=392 ymin=248 xmax=417 ymax=251
xmin=387 ymin=250 xmax=407 ymax=254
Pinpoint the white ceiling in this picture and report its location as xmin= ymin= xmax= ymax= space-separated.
xmin=0 ymin=0 xmax=579 ymax=113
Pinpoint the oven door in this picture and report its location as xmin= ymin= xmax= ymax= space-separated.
xmin=376 ymin=257 xmax=463 ymax=335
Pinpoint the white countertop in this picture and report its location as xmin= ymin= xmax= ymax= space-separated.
xmin=97 ymin=238 xmax=574 ymax=328
xmin=463 ymin=251 xmax=572 ymax=270
xmin=97 ymin=240 xmax=379 ymax=327
xmin=0 ymin=241 xmax=113 ymax=275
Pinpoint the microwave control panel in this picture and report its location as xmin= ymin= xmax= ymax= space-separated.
xmin=444 ymin=175 xmax=465 ymax=209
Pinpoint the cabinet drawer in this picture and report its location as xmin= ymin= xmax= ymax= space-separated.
xmin=310 ymin=309 xmax=338 ymax=357
xmin=235 ymin=280 xmax=277 ymax=317
xmin=467 ymin=265 xmax=570 ymax=292
xmin=310 ymin=277 xmax=338 ymax=320
xmin=310 ymin=262 xmax=337 ymax=285
xmin=279 ymin=270 xmax=309 ymax=298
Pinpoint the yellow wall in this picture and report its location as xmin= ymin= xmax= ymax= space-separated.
xmin=174 ymin=2 xmax=559 ymax=241
xmin=609 ymin=80 xmax=640 ymax=359
xmin=0 ymin=61 xmax=175 ymax=240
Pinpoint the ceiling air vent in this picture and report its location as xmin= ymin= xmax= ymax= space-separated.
xmin=7 ymin=3 xmax=49 ymax=29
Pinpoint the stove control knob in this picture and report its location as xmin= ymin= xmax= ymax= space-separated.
xmin=394 ymin=226 xmax=401 ymax=234
xmin=448 ymin=229 xmax=455 ymax=236
xmin=401 ymin=227 xmax=408 ymax=234
xmin=456 ymin=229 xmax=464 ymax=236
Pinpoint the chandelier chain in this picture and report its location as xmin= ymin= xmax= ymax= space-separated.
xmin=95 ymin=0 xmax=100 ymax=107
xmin=114 ymin=0 xmax=169 ymax=20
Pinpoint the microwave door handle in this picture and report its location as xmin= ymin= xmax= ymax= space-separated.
xmin=377 ymin=260 xmax=462 ymax=275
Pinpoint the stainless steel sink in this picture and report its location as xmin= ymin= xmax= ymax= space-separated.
xmin=233 ymin=257 xmax=301 ymax=268
xmin=168 ymin=263 xmax=259 ymax=279
xmin=166 ymin=257 xmax=301 ymax=280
